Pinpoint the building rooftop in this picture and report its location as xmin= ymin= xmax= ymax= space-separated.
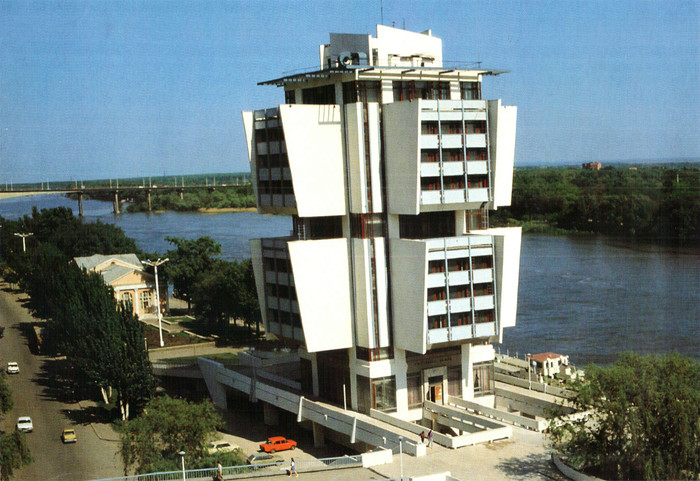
xmin=530 ymin=352 xmax=566 ymax=362
xmin=73 ymin=253 xmax=143 ymax=272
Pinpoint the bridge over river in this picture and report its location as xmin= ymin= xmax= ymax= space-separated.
xmin=0 ymin=181 xmax=250 ymax=215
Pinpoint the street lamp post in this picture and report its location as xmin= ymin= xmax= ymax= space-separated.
xmin=179 ymin=451 xmax=186 ymax=481
xmin=398 ymin=436 xmax=403 ymax=480
xmin=142 ymin=258 xmax=169 ymax=347
xmin=527 ymin=353 xmax=531 ymax=390
xmin=14 ymin=232 xmax=33 ymax=253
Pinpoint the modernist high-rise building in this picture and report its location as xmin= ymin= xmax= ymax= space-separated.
xmin=243 ymin=26 xmax=521 ymax=421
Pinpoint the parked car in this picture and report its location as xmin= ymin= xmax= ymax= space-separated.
xmin=7 ymin=362 xmax=19 ymax=374
xmin=208 ymin=441 xmax=237 ymax=454
xmin=61 ymin=429 xmax=77 ymax=443
xmin=259 ymin=436 xmax=297 ymax=453
xmin=246 ymin=453 xmax=282 ymax=465
xmin=16 ymin=417 xmax=33 ymax=432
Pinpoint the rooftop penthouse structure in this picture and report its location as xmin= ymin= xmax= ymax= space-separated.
xmin=243 ymin=25 xmax=521 ymax=421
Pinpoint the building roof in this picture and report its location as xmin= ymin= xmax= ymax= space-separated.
xmin=99 ymin=264 xmax=136 ymax=284
xmin=530 ymin=352 xmax=565 ymax=362
xmin=259 ymin=65 xmax=508 ymax=87
xmin=74 ymin=253 xmax=143 ymax=271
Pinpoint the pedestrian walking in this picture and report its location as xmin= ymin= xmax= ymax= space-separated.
xmin=427 ymin=429 xmax=433 ymax=447
xmin=420 ymin=431 xmax=425 ymax=444
xmin=289 ymin=457 xmax=298 ymax=477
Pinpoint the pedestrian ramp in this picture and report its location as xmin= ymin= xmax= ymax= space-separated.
xmin=370 ymin=401 xmax=512 ymax=449
xmin=198 ymin=358 xmax=427 ymax=457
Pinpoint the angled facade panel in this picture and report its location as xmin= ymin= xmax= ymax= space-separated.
xmin=288 ymin=238 xmax=353 ymax=352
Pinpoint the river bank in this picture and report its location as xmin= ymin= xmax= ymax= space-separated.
xmin=1 ymin=194 xmax=698 ymax=366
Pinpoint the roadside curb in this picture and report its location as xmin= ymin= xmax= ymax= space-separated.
xmin=76 ymin=400 xmax=121 ymax=443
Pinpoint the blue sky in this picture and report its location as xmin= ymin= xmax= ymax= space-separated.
xmin=1 ymin=0 xmax=698 ymax=184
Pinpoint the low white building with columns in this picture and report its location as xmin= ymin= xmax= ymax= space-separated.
xmin=243 ymin=25 xmax=521 ymax=423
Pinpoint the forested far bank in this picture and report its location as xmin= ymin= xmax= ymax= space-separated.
xmin=70 ymin=184 xmax=256 ymax=213
xmin=491 ymin=165 xmax=700 ymax=242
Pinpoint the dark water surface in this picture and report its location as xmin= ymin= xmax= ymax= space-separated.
xmin=2 ymin=194 xmax=698 ymax=365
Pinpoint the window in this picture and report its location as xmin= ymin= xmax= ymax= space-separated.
xmin=427 ymin=287 xmax=446 ymax=301
xmin=420 ymin=178 xmax=441 ymax=191
xmin=284 ymin=90 xmax=296 ymax=104
xmin=445 ymin=122 xmax=461 ymax=134
xmin=343 ymin=81 xmax=381 ymax=104
xmin=422 ymin=122 xmax=439 ymax=135
xmin=446 ymin=150 xmax=463 ymax=163
xmin=428 ymin=260 xmax=445 ymax=273
xmin=393 ymin=81 xmax=450 ymax=101
xmin=452 ymin=312 xmax=472 ymax=326
xmin=139 ymin=291 xmax=152 ymax=311
xmin=443 ymin=176 xmax=465 ymax=190
xmin=421 ymin=150 xmax=439 ymax=163
xmin=473 ymin=361 xmax=494 ymax=396
xmin=473 ymin=283 xmax=494 ymax=296
xmin=399 ymin=211 xmax=455 ymax=239
xmin=449 ymin=286 xmax=469 ymax=299
xmin=302 ymin=84 xmax=336 ymax=105
xmin=350 ymin=213 xmax=385 ymax=239
xmin=372 ymin=376 xmax=397 ymax=413
xmin=465 ymin=210 xmax=488 ymax=231
xmin=460 ymin=81 xmax=481 ymax=100
xmin=468 ymin=176 xmax=489 ymax=189
xmin=447 ymin=258 xmax=469 ymax=271
xmin=471 ymin=257 xmax=492 ymax=270
xmin=121 ymin=291 xmax=133 ymax=306
xmin=428 ymin=315 xmax=447 ymax=329
xmin=407 ymin=373 xmax=422 ymax=409
xmin=467 ymin=149 xmax=487 ymax=161
xmin=443 ymin=176 xmax=464 ymax=190
xmin=356 ymin=346 xmax=394 ymax=362
xmin=475 ymin=310 xmax=494 ymax=324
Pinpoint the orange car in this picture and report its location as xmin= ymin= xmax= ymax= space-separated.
xmin=259 ymin=436 xmax=297 ymax=453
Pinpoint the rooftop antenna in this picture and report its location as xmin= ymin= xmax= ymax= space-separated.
xmin=380 ymin=0 xmax=383 ymax=25
xmin=403 ymin=18 xmax=405 ymax=29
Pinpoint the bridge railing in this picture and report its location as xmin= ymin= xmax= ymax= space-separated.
xmin=89 ymin=454 xmax=362 ymax=481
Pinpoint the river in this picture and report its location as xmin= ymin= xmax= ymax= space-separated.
xmin=1 ymin=194 xmax=698 ymax=366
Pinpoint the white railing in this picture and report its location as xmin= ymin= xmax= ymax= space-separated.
xmin=88 ymin=454 xmax=362 ymax=481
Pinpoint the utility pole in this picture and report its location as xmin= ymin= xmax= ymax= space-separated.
xmin=14 ymin=232 xmax=33 ymax=253
xmin=142 ymin=258 xmax=169 ymax=347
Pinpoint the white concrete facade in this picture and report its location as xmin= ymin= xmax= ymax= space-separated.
xmin=243 ymin=26 xmax=521 ymax=421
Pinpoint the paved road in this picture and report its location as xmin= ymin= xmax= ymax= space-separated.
xmin=0 ymin=281 xmax=123 ymax=481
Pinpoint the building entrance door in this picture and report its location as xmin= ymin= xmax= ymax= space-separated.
xmin=428 ymin=375 xmax=443 ymax=403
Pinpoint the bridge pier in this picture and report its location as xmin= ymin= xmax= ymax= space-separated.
xmin=113 ymin=192 xmax=120 ymax=214
xmin=179 ymin=189 xmax=184 ymax=200
xmin=147 ymin=190 xmax=152 ymax=211
xmin=312 ymin=422 xmax=326 ymax=448
xmin=263 ymin=402 xmax=280 ymax=426
xmin=78 ymin=192 xmax=84 ymax=217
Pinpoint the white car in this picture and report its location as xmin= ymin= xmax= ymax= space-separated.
xmin=16 ymin=417 xmax=33 ymax=432
xmin=208 ymin=441 xmax=238 ymax=454
xmin=7 ymin=362 xmax=19 ymax=374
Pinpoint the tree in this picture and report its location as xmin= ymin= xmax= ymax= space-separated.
xmin=549 ymin=352 xmax=700 ymax=480
xmin=192 ymin=258 xmax=261 ymax=336
xmin=164 ymin=236 xmax=222 ymax=311
xmin=0 ymin=431 xmax=31 ymax=481
xmin=120 ymin=396 xmax=222 ymax=474
xmin=0 ymin=373 xmax=14 ymax=414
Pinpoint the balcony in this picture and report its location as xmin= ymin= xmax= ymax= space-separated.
xmin=383 ymin=98 xmax=516 ymax=215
